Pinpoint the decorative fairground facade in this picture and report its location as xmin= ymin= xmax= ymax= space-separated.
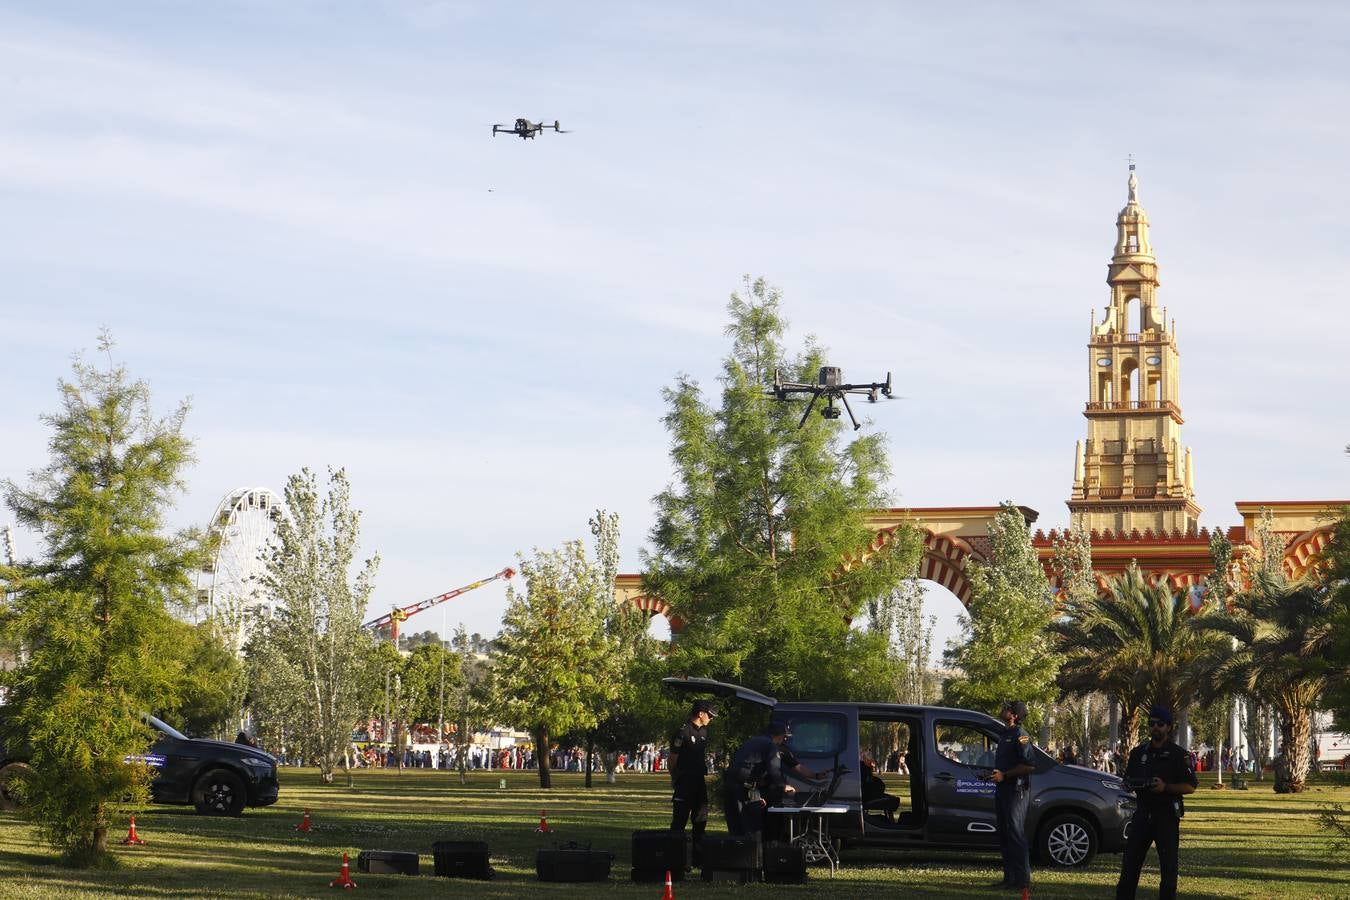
xmin=617 ymin=167 xmax=1345 ymax=754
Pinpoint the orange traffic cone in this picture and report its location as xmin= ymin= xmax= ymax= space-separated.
xmin=120 ymin=816 xmax=146 ymax=846
xmin=659 ymin=869 xmax=675 ymax=900
xmin=296 ymin=808 xmax=313 ymax=832
xmin=329 ymin=852 xmax=357 ymax=889
xmin=534 ymin=808 xmax=553 ymax=833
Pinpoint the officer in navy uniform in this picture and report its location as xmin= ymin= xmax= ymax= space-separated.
xmin=668 ymin=700 xmax=716 ymax=864
xmin=1116 ymin=704 xmax=1197 ymax=900
xmin=989 ymin=700 xmax=1036 ymax=892
xmin=724 ymin=721 xmax=791 ymax=840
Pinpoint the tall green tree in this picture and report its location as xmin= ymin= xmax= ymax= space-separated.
xmin=944 ymin=502 xmax=1059 ymax=729
xmin=169 ymin=619 xmax=242 ymax=739
xmin=642 ymin=278 xmax=921 ymax=704
xmin=491 ymin=514 xmax=621 ymax=788
xmin=0 ymin=338 xmax=204 ymax=863
xmin=449 ymin=623 xmax=492 ymax=784
xmin=250 ymin=468 xmax=379 ymax=783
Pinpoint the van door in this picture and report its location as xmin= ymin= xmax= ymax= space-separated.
xmin=775 ymin=703 xmax=863 ymax=835
xmin=927 ymin=716 xmax=1000 ymax=846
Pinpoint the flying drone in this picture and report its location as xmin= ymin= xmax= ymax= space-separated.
xmin=770 ymin=365 xmax=894 ymax=430
xmin=492 ymin=118 xmax=570 ymax=139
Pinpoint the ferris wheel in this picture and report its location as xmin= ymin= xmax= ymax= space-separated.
xmin=197 ymin=487 xmax=284 ymax=645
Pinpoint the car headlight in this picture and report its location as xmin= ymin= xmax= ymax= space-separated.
xmin=1101 ymin=779 xmax=1124 ymax=790
xmin=240 ymin=757 xmax=274 ymax=773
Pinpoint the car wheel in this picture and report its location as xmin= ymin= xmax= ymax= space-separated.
xmin=1038 ymin=811 xmax=1097 ymax=867
xmin=193 ymin=769 xmax=246 ymax=817
xmin=0 ymin=762 xmax=32 ymax=811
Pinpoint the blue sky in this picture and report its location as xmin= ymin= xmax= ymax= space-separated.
xmin=2 ymin=2 xmax=1347 ymax=651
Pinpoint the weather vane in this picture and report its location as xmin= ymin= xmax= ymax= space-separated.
xmin=769 ymin=365 xmax=894 ymax=431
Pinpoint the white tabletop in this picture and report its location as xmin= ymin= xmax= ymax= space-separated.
xmin=766 ymin=805 xmax=850 ymax=814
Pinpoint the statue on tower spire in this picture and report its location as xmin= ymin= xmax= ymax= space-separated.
xmin=1127 ymin=155 xmax=1139 ymax=203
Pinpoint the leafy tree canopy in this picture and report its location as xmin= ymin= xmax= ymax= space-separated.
xmin=642 ymin=278 xmax=921 ymax=705
xmin=944 ymin=502 xmax=1059 ymax=729
xmin=0 ymin=336 xmax=205 ymax=862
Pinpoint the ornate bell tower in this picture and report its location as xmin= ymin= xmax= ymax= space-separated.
xmin=1068 ymin=165 xmax=1201 ymax=534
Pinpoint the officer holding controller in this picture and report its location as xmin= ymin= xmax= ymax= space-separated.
xmin=1116 ymin=704 xmax=1197 ymax=900
xmin=989 ymin=699 xmax=1035 ymax=892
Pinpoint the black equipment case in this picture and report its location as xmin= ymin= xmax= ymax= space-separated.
xmin=432 ymin=840 xmax=493 ymax=879
xmin=631 ymin=829 xmax=687 ymax=882
xmin=762 ymin=839 xmax=808 ymax=884
xmin=535 ymin=841 xmax=614 ymax=882
xmin=700 ymin=835 xmax=761 ymax=884
xmin=356 ymin=849 xmax=419 ymax=876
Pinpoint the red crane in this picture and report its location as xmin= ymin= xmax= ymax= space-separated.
xmin=362 ymin=567 xmax=515 ymax=646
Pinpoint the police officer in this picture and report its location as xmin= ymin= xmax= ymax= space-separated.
xmin=724 ymin=722 xmax=795 ymax=840
xmin=1116 ymin=704 xmax=1197 ymax=900
xmin=989 ymin=700 xmax=1035 ymax=892
xmin=669 ymin=700 xmax=716 ymax=863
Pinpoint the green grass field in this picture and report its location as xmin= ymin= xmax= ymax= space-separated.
xmin=0 ymin=768 xmax=1345 ymax=898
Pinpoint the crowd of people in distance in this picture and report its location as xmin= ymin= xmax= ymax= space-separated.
xmin=1047 ymin=741 xmax=1253 ymax=776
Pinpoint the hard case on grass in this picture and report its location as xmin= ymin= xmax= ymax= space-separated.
xmin=356 ymin=849 xmax=420 ymax=876
xmin=762 ymin=839 xmax=808 ymax=884
xmin=630 ymin=829 xmax=687 ymax=882
xmin=431 ymin=840 xmax=493 ymax=879
xmin=535 ymin=841 xmax=614 ymax=882
xmin=700 ymin=834 xmax=761 ymax=871
xmin=700 ymin=834 xmax=762 ymax=883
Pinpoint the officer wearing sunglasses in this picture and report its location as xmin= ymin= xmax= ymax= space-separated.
xmin=1116 ymin=704 xmax=1198 ymax=900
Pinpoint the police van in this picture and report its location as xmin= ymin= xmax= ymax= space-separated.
xmin=666 ymin=677 xmax=1135 ymax=867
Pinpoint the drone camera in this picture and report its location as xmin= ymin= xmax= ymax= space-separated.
xmin=818 ymin=366 xmax=842 ymax=387
xmin=822 ymin=406 xmax=841 ymax=420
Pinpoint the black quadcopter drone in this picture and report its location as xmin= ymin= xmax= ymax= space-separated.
xmin=770 ymin=365 xmax=894 ymax=430
xmin=492 ymin=118 xmax=570 ymax=139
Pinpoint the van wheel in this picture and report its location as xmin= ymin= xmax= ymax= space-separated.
xmin=1038 ymin=812 xmax=1097 ymax=867
xmin=0 ymin=762 xmax=32 ymax=811
xmin=193 ymin=769 xmax=245 ymax=816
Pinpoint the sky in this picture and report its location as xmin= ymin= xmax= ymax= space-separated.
xmin=2 ymin=2 xmax=1348 ymax=658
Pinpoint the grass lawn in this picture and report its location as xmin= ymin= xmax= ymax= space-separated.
xmin=0 ymin=768 xmax=1346 ymax=898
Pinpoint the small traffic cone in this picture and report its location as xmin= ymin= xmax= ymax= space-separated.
xmin=659 ymin=869 xmax=675 ymax=900
xmin=1020 ymin=887 xmax=1029 ymax=900
xmin=329 ymin=852 xmax=357 ymax=889
xmin=296 ymin=808 xmax=313 ymax=832
xmin=534 ymin=808 xmax=553 ymax=833
xmin=120 ymin=816 xmax=146 ymax=846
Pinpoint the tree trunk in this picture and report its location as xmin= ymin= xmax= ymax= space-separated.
xmin=584 ymin=738 xmax=594 ymax=788
xmin=1125 ymin=707 xmax=1143 ymax=748
xmin=1277 ymin=708 xmax=1311 ymax=793
xmin=535 ymin=728 xmax=552 ymax=789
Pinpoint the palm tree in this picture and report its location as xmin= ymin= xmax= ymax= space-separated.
xmin=1196 ymin=573 xmax=1335 ymax=793
xmin=1053 ymin=565 xmax=1225 ymax=745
